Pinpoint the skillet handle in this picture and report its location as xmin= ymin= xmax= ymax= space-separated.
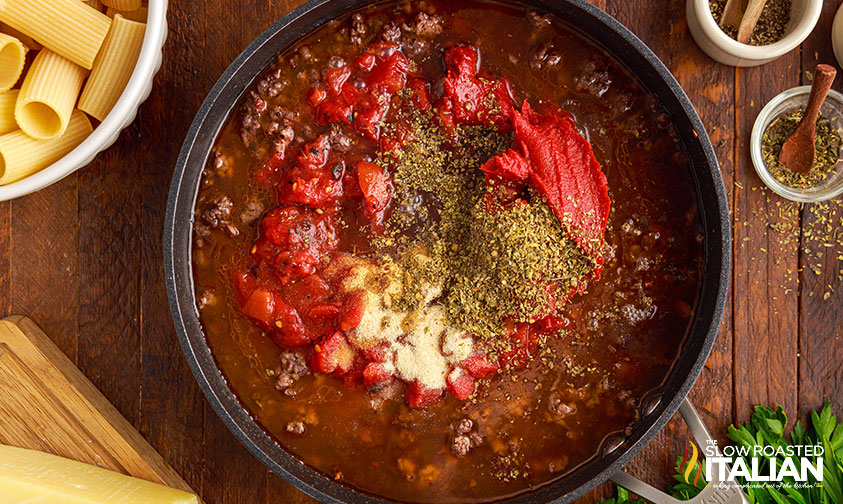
xmin=609 ymin=398 xmax=749 ymax=504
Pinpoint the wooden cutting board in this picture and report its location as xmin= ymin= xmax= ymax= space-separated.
xmin=0 ymin=315 xmax=200 ymax=500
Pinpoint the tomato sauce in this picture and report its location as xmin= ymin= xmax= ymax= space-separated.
xmin=191 ymin=1 xmax=704 ymax=501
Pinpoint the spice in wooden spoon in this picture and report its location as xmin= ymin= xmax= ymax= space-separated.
xmin=737 ymin=0 xmax=768 ymax=43
xmin=779 ymin=65 xmax=837 ymax=176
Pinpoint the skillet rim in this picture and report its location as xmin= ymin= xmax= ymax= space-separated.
xmin=164 ymin=1 xmax=732 ymax=502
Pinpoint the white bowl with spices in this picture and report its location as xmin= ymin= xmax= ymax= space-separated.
xmin=687 ymin=0 xmax=822 ymax=67
xmin=0 ymin=0 xmax=168 ymax=201
xmin=751 ymin=86 xmax=843 ymax=203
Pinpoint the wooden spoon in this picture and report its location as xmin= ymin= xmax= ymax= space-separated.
xmin=779 ymin=65 xmax=838 ymax=175
xmin=719 ymin=0 xmax=746 ymax=29
xmin=737 ymin=0 xmax=768 ymax=43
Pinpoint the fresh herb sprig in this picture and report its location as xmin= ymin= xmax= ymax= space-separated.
xmin=596 ymin=402 xmax=843 ymax=504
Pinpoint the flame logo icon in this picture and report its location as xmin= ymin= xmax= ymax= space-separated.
xmin=679 ymin=441 xmax=701 ymax=485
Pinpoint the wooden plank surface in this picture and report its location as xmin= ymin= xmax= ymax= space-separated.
xmin=0 ymin=316 xmax=199 ymax=498
xmin=1 ymin=1 xmax=842 ymax=503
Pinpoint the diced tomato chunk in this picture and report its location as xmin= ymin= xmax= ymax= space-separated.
xmin=270 ymin=301 xmax=310 ymax=347
xmin=462 ymin=353 xmax=499 ymax=379
xmin=363 ymin=362 xmax=394 ymax=388
xmin=326 ymin=65 xmax=352 ymax=97
xmin=271 ymin=249 xmax=319 ymax=285
xmin=356 ymin=161 xmax=392 ymax=213
xmin=447 ymin=371 xmax=476 ymax=400
xmin=406 ymin=77 xmax=431 ymax=112
xmin=339 ymin=291 xmax=367 ymax=331
xmin=361 ymin=345 xmax=388 ymax=362
xmin=533 ymin=314 xmax=571 ymax=333
xmin=259 ymin=206 xmax=337 ymax=258
xmin=437 ymin=45 xmax=514 ymax=130
xmin=233 ymin=272 xmax=259 ymax=305
xmin=367 ymin=51 xmax=409 ymax=95
xmin=312 ymin=331 xmax=356 ymax=375
xmin=241 ymin=289 xmax=275 ymax=323
xmin=308 ymin=303 xmax=340 ymax=320
xmin=306 ymin=85 xmax=328 ymax=107
xmin=354 ymin=53 xmax=376 ymax=71
xmin=407 ymin=381 xmax=443 ymax=409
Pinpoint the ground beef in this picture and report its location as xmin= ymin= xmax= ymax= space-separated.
xmin=575 ymin=57 xmax=612 ymax=97
xmin=403 ymin=12 xmax=442 ymax=37
xmin=455 ymin=418 xmax=473 ymax=434
xmin=527 ymin=9 xmax=552 ymax=29
xmin=548 ymin=395 xmax=576 ymax=417
xmin=239 ymin=200 xmax=265 ymax=225
xmin=197 ymin=289 xmax=214 ymax=310
xmin=530 ymin=41 xmax=561 ymax=71
xmin=351 ymin=12 xmax=367 ymax=45
xmin=274 ymin=351 xmax=309 ymax=395
xmin=451 ymin=435 xmax=471 ymax=457
xmin=450 ymin=417 xmax=482 ymax=456
xmin=286 ymin=421 xmax=306 ymax=435
xmin=381 ymin=22 xmax=401 ymax=42
xmin=256 ymin=67 xmax=286 ymax=99
xmin=241 ymin=113 xmax=261 ymax=148
xmin=200 ymin=195 xmax=239 ymax=237
xmin=328 ymin=126 xmax=353 ymax=152
xmin=206 ymin=150 xmax=233 ymax=179
xmin=194 ymin=222 xmax=211 ymax=248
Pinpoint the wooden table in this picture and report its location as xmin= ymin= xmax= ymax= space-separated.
xmin=1 ymin=1 xmax=841 ymax=502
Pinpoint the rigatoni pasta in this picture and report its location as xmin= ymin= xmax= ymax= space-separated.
xmin=0 ymin=0 xmax=151 ymax=185
xmin=106 ymin=7 xmax=148 ymax=23
xmin=79 ymin=15 xmax=145 ymax=121
xmin=16 ymin=50 xmax=87 ymax=140
xmin=102 ymin=0 xmax=142 ymax=11
xmin=83 ymin=0 xmax=107 ymax=10
xmin=0 ymin=109 xmax=93 ymax=184
xmin=0 ymin=90 xmax=19 ymax=135
xmin=0 ymin=0 xmax=111 ymax=69
xmin=0 ymin=22 xmax=42 ymax=50
xmin=0 ymin=33 xmax=26 ymax=92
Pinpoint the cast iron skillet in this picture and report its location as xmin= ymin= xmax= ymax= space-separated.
xmin=165 ymin=0 xmax=731 ymax=502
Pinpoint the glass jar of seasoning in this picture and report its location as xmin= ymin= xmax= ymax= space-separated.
xmin=751 ymin=86 xmax=843 ymax=203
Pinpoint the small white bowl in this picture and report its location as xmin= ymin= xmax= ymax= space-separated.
xmin=687 ymin=0 xmax=822 ymax=67
xmin=0 ymin=0 xmax=168 ymax=202
xmin=751 ymin=86 xmax=843 ymax=203
xmin=833 ymin=5 xmax=843 ymax=69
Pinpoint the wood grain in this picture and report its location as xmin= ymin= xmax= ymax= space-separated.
xmin=796 ymin=0 xmax=843 ymax=424
xmin=732 ymin=53 xmax=800 ymax=426
xmin=8 ymin=179 xmax=79 ymax=360
xmin=0 ymin=316 xmax=199 ymax=498
xmin=137 ymin=0 xmax=208 ymax=494
xmin=0 ymin=1 xmax=839 ymax=503
xmin=77 ymin=122 xmax=143 ymax=427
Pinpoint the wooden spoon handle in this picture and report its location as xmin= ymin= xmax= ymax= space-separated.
xmin=720 ymin=0 xmax=746 ymax=28
xmin=801 ymin=65 xmax=838 ymax=132
xmin=737 ymin=0 xmax=768 ymax=43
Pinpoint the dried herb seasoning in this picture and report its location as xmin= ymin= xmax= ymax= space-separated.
xmin=761 ymin=110 xmax=841 ymax=189
xmin=369 ymin=96 xmax=595 ymax=346
xmin=709 ymin=0 xmax=791 ymax=46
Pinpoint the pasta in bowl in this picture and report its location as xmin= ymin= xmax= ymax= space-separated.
xmin=0 ymin=0 xmax=167 ymax=200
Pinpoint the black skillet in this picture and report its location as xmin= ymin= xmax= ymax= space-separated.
xmin=165 ymin=0 xmax=734 ymax=502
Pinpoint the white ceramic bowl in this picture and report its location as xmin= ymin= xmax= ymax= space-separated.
xmin=833 ymin=5 xmax=843 ymax=69
xmin=751 ymin=86 xmax=843 ymax=203
xmin=687 ymin=0 xmax=822 ymax=67
xmin=0 ymin=0 xmax=168 ymax=201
